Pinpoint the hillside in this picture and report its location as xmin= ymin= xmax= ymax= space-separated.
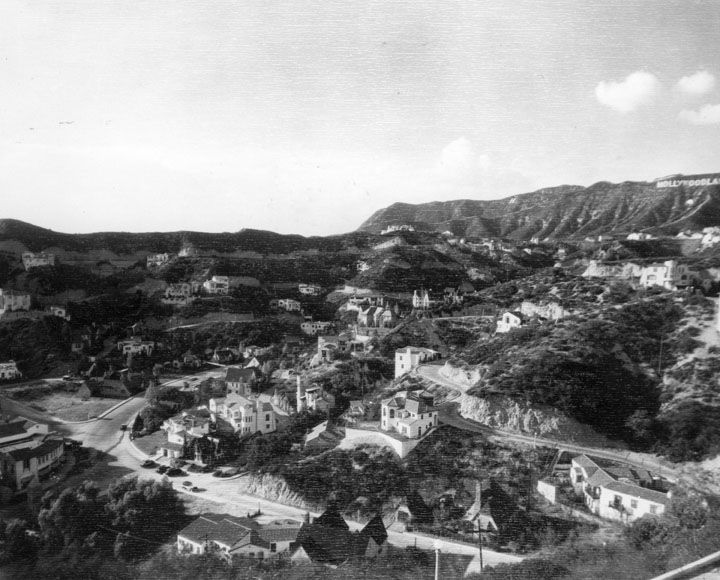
xmin=358 ymin=179 xmax=720 ymax=239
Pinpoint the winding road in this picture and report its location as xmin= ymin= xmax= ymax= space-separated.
xmin=417 ymin=363 xmax=680 ymax=482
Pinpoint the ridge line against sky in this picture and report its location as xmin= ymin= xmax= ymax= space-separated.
xmin=1 ymin=0 xmax=719 ymax=236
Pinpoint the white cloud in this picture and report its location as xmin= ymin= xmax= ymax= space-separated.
xmin=438 ymin=138 xmax=491 ymax=179
xmin=678 ymin=104 xmax=720 ymax=125
xmin=677 ymin=70 xmax=716 ymax=95
xmin=595 ymin=71 xmax=660 ymax=113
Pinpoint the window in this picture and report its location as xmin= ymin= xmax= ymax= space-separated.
xmin=630 ymin=499 xmax=638 ymax=509
xmin=265 ymin=414 xmax=270 ymax=421
xmin=649 ymin=504 xmax=657 ymax=515
xmin=270 ymin=543 xmax=277 ymax=553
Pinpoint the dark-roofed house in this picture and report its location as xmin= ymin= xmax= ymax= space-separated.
xmin=225 ymin=366 xmax=257 ymax=397
xmin=290 ymin=507 xmax=388 ymax=565
xmin=0 ymin=417 xmax=64 ymax=490
xmin=571 ymin=454 xmax=669 ymax=523
xmin=177 ymin=514 xmax=302 ymax=559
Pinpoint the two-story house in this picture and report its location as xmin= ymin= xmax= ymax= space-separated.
xmin=203 ymin=276 xmax=230 ymax=295
xmin=162 ymin=283 xmax=194 ymax=306
xmin=209 ymin=394 xmax=275 ymax=436
xmin=394 ymin=347 xmax=440 ymax=378
xmin=225 ymin=366 xmax=257 ymax=397
xmin=380 ymin=391 xmax=438 ymax=439
xmin=0 ymin=361 xmax=22 ymax=381
xmin=22 ymin=252 xmax=55 ymax=270
xmin=278 ymin=298 xmax=302 ymax=312
xmin=117 ymin=338 xmax=155 ymax=356
xmin=298 ymin=284 xmax=322 ymax=296
xmin=0 ymin=418 xmax=64 ymax=490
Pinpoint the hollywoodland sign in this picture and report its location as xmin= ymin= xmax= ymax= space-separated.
xmin=656 ymin=174 xmax=720 ymax=188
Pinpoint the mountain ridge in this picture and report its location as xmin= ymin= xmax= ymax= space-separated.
xmin=357 ymin=177 xmax=720 ymax=239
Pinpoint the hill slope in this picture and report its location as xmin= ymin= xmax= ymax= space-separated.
xmin=358 ymin=179 xmax=720 ymax=239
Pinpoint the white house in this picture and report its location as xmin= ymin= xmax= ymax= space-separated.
xmin=296 ymin=377 xmax=335 ymax=413
xmin=637 ymin=260 xmax=701 ymax=291
xmin=146 ymin=253 xmax=171 ymax=268
xmin=162 ymin=283 xmax=194 ymax=306
xmin=203 ymin=276 xmax=230 ymax=295
xmin=394 ymin=346 xmax=439 ymax=378
xmin=278 ymin=298 xmax=302 ymax=312
xmin=570 ymin=455 xmax=669 ymax=523
xmin=47 ymin=305 xmax=70 ymax=320
xmin=22 ymin=252 xmax=55 ymax=270
xmin=412 ymin=289 xmax=431 ymax=309
xmin=0 ymin=361 xmax=22 ymax=381
xmin=381 ymin=391 xmax=438 ymax=439
xmin=209 ymin=394 xmax=276 ymax=436
xmin=298 ymin=284 xmax=322 ymax=296
xmin=0 ymin=289 xmax=31 ymax=315
xmin=0 ymin=417 xmax=64 ymax=490
xmin=381 ymin=224 xmax=415 ymax=235
xmin=495 ymin=311 xmax=526 ymax=334
xmin=117 ymin=339 xmax=155 ymax=356
xmin=177 ymin=514 xmax=301 ymax=559
xmin=300 ymin=321 xmax=332 ymax=336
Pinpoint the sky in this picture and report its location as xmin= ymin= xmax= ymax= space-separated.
xmin=1 ymin=0 xmax=719 ymax=236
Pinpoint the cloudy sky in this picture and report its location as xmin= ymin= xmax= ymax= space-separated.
xmin=1 ymin=1 xmax=719 ymax=236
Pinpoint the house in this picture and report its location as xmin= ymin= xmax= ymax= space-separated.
xmin=300 ymin=321 xmax=332 ymax=336
xmin=627 ymin=232 xmax=655 ymax=241
xmin=278 ymin=298 xmax=302 ymax=312
xmin=381 ymin=391 xmax=438 ymax=439
xmin=296 ymin=378 xmax=335 ymax=413
xmin=495 ymin=311 xmax=526 ymax=334
xmin=394 ymin=346 xmax=440 ymax=378
xmin=570 ymin=455 xmax=669 ymax=523
xmin=117 ymin=338 xmax=155 ymax=356
xmin=0 ymin=289 xmax=31 ymax=316
xmin=161 ymin=409 xmax=212 ymax=459
xmin=203 ymin=276 xmax=230 ymax=295
xmin=357 ymin=306 xmax=381 ymax=327
xmin=394 ymin=490 xmax=434 ymax=531
xmin=47 ymin=305 xmax=70 ymax=320
xmin=638 ymin=260 xmax=698 ymax=291
xmin=0 ymin=417 xmax=64 ymax=491
xmin=317 ymin=334 xmax=352 ymax=362
xmin=146 ymin=253 xmax=171 ymax=268
xmin=356 ymin=260 xmax=370 ymax=272
xmin=225 ymin=366 xmax=257 ymax=397
xmin=211 ymin=347 xmax=240 ymax=364
xmin=209 ymin=394 xmax=276 ymax=436
xmin=21 ymin=252 xmax=55 ymax=270
xmin=304 ymin=420 xmax=343 ymax=452
xmin=97 ymin=371 xmax=133 ymax=398
xmin=412 ymin=289 xmax=432 ymax=309
xmin=0 ymin=361 xmax=22 ymax=381
xmin=162 ymin=283 xmax=194 ymax=306
xmin=177 ymin=514 xmax=302 ymax=559
xmin=291 ymin=505 xmax=387 ymax=565
xmin=443 ymin=287 xmax=464 ymax=306
xmin=381 ymin=224 xmax=415 ymax=235
xmin=298 ymin=284 xmax=322 ymax=296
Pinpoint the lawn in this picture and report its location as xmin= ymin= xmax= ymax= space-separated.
xmin=4 ymin=381 xmax=120 ymax=422
xmin=132 ymin=430 xmax=168 ymax=457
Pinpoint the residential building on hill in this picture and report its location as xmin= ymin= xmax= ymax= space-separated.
xmin=381 ymin=391 xmax=438 ymax=439
xmin=225 ymin=366 xmax=257 ymax=397
xmin=177 ymin=514 xmax=302 ymax=559
xmin=394 ymin=346 xmax=439 ymax=378
xmin=298 ymin=284 xmax=322 ymax=295
xmin=203 ymin=276 xmax=230 ymax=295
xmin=278 ymin=298 xmax=302 ymax=312
xmin=0 ymin=417 xmax=64 ymax=490
xmin=209 ymin=394 xmax=276 ymax=436
xmin=301 ymin=321 xmax=332 ymax=336
xmin=146 ymin=253 xmax=171 ymax=268
xmin=0 ymin=361 xmax=22 ymax=381
xmin=117 ymin=338 xmax=155 ymax=356
xmin=22 ymin=252 xmax=55 ymax=270
xmin=570 ymin=454 xmax=669 ymax=523
xmin=495 ymin=311 xmax=526 ymax=334
xmin=0 ymin=289 xmax=31 ymax=315
xmin=296 ymin=377 xmax=335 ymax=413
xmin=162 ymin=283 xmax=194 ymax=306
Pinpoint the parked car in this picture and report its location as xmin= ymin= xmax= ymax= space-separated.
xmin=182 ymin=481 xmax=193 ymax=489
xmin=212 ymin=469 xmax=224 ymax=477
xmin=140 ymin=460 xmax=156 ymax=468
xmin=156 ymin=465 xmax=169 ymax=474
xmin=190 ymin=487 xmax=201 ymax=492
xmin=167 ymin=468 xmax=184 ymax=477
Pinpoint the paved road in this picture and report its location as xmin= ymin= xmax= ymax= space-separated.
xmin=6 ymin=372 xmax=521 ymax=567
xmin=418 ymin=364 xmax=680 ymax=482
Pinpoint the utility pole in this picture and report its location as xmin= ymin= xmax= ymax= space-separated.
xmin=477 ymin=481 xmax=484 ymax=572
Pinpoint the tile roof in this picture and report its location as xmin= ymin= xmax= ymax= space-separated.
xmin=0 ymin=422 xmax=28 ymax=439
xmin=178 ymin=514 xmax=257 ymax=547
xmin=226 ymin=367 xmax=255 ymax=383
xmin=603 ymin=481 xmax=669 ymax=505
xmin=8 ymin=438 xmax=63 ymax=461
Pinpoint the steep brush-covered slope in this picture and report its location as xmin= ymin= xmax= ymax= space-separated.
xmin=358 ymin=181 xmax=720 ymax=239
